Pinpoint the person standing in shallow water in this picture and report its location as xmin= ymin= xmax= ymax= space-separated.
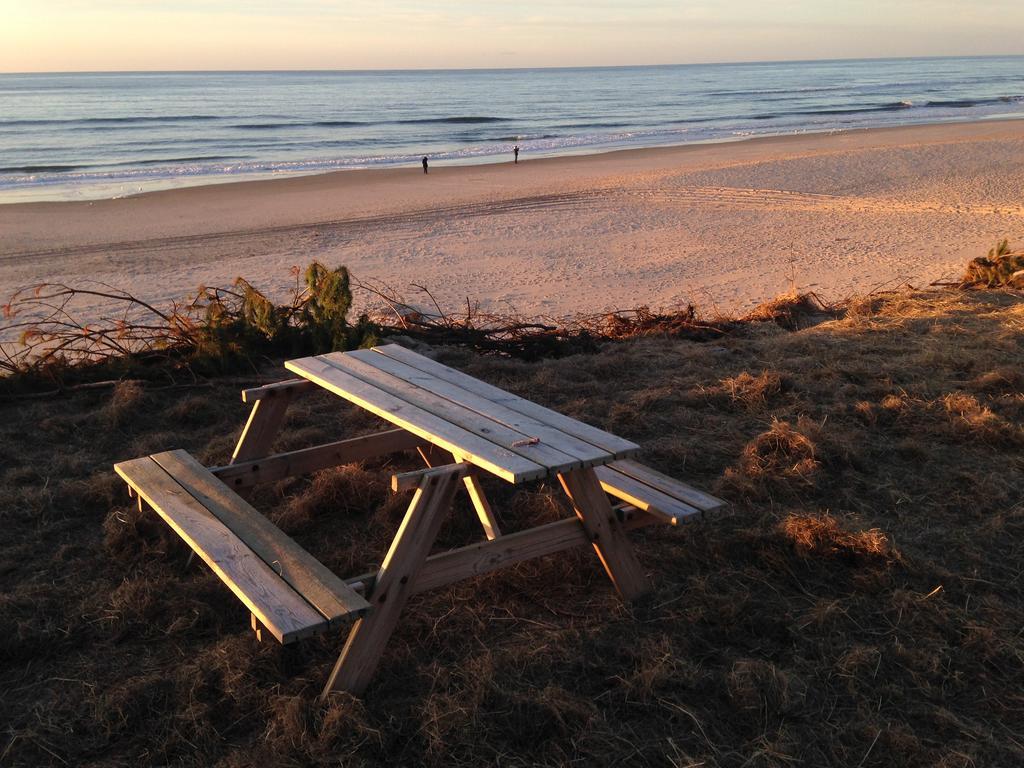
xmin=422 ymin=156 xmax=429 ymax=174
xmin=513 ymin=145 xmax=520 ymax=164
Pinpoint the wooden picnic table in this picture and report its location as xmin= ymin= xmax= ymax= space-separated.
xmin=281 ymin=344 xmax=653 ymax=693
xmin=116 ymin=343 xmax=725 ymax=699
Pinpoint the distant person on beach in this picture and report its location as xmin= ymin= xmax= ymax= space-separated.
xmin=513 ymin=145 xmax=520 ymax=164
xmin=422 ymin=156 xmax=429 ymax=174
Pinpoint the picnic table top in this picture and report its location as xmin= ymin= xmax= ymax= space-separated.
xmin=284 ymin=344 xmax=640 ymax=484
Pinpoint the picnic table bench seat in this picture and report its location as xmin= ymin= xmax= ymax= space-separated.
xmin=596 ymin=459 xmax=728 ymax=525
xmin=114 ymin=449 xmax=370 ymax=644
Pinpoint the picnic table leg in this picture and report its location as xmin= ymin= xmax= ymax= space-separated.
xmin=558 ymin=466 xmax=649 ymax=602
xmin=418 ymin=445 xmax=502 ymax=540
xmin=231 ymin=389 xmax=295 ymax=464
xmin=320 ymin=464 xmax=467 ymax=699
xmin=460 ymin=470 xmax=501 ymax=541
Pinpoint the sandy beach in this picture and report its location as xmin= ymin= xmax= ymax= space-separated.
xmin=2 ymin=119 xmax=1023 ymax=321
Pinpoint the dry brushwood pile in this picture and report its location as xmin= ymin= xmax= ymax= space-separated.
xmin=2 ymin=287 xmax=1024 ymax=767
xmin=0 ymin=262 xmax=376 ymax=378
xmin=961 ymin=239 xmax=1024 ymax=289
xmin=0 ymin=265 xmax=736 ymax=385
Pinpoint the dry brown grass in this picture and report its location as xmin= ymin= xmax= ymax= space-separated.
xmin=733 ymin=417 xmax=822 ymax=491
xmin=2 ymin=287 xmax=1024 ymax=767
xmin=708 ymin=370 xmax=787 ymax=412
xmin=742 ymin=291 xmax=839 ymax=330
xmin=780 ymin=513 xmax=895 ymax=565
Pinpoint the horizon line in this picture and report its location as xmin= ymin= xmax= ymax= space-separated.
xmin=3 ymin=52 xmax=1023 ymax=77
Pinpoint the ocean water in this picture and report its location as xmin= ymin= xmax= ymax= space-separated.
xmin=1 ymin=56 xmax=1023 ymax=203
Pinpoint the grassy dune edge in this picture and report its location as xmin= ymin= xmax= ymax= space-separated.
xmin=2 ymin=283 xmax=1023 ymax=766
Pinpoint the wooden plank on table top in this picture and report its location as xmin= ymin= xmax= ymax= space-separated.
xmin=318 ymin=351 xmax=584 ymax=474
xmin=285 ymin=356 xmax=547 ymax=484
xmin=593 ymin=464 xmax=702 ymax=525
xmin=372 ymin=344 xmax=640 ymax=458
xmin=153 ymin=450 xmax=370 ymax=624
xmin=113 ymin=456 xmax=326 ymax=644
xmin=607 ymin=459 xmax=728 ymax=513
xmin=346 ymin=348 xmax=613 ymax=467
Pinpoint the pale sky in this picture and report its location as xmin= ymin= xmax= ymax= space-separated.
xmin=2 ymin=0 xmax=1024 ymax=72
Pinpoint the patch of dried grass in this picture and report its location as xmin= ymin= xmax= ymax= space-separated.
xmin=272 ymin=465 xmax=390 ymax=535
xmin=781 ymin=513 xmax=895 ymax=566
xmin=261 ymin=692 xmax=383 ymax=762
xmin=743 ymin=291 xmax=839 ymax=330
xmin=718 ymin=370 xmax=785 ymax=410
xmin=722 ymin=417 xmax=822 ymax=498
xmin=942 ymin=392 xmax=1024 ymax=447
xmin=102 ymin=380 xmax=147 ymax=428
xmin=727 ymin=659 xmax=808 ymax=715
xmin=969 ymin=366 xmax=1024 ymax=394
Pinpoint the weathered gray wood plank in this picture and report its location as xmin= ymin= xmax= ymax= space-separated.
xmin=593 ymin=464 xmax=702 ymax=525
xmin=153 ymin=450 xmax=370 ymax=625
xmin=348 ymin=348 xmax=612 ymax=467
xmin=318 ymin=351 xmax=583 ymax=473
xmin=605 ymin=459 xmax=727 ymax=512
xmin=285 ymin=355 xmax=547 ymax=483
xmin=114 ymin=456 xmax=327 ymax=643
xmin=373 ymin=344 xmax=640 ymax=458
